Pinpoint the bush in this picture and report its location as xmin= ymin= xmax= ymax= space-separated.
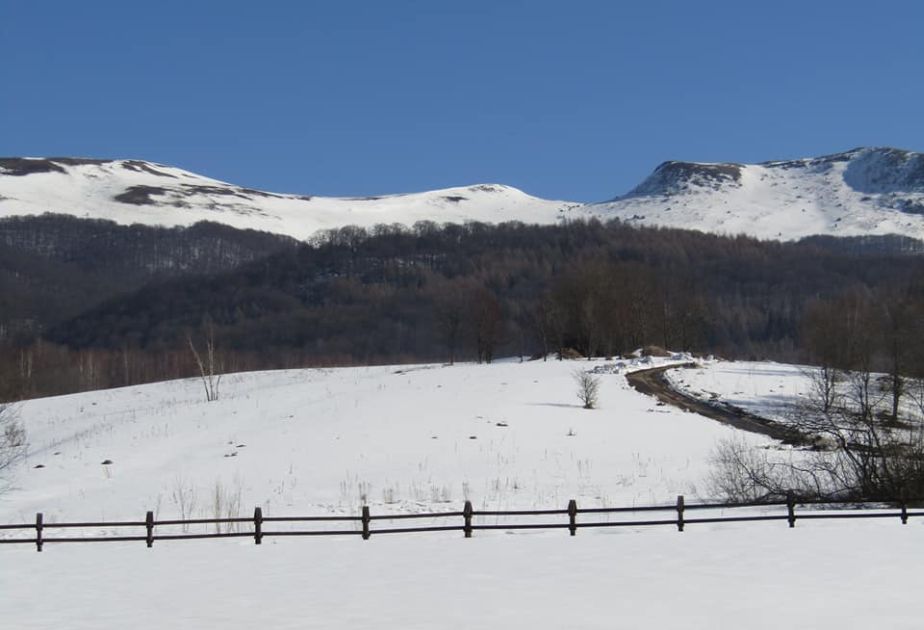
xmin=708 ymin=365 xmax=924 ymax=503
xmin=574 ymin=370 xmax=600 ymax=409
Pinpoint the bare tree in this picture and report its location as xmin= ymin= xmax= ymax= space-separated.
xmin=529 ymin=295 xmax=565 ymax=361
xmin=909 ymin=369 xmax=924 ymax=428
xmin=710 ymin=287 xmax=924 ymax=502
xmin=187 ymin=320 xmax=222 ymax=402
xmin=802 ymin=298 xmax=849 ymax=414
xmin=0 ymin=404 xmax=26 ymax=480
xmin=434 ymin=282 xmax=466 ymax=365
xmin=469 ymin=286 xmax=502 ymax=364
xmin=879 ymin=290 xmax=922 ymax=423
xmin=708 ymin=437 xmax=813 ymax=502
xmin=574 ymin=370 xmax=600 ymax=410
xmin=711 ymin=361 xmax=924 ymax=503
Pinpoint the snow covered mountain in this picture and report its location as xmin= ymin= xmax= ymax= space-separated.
xmin=4 ymin=148 xmax=924 ymax=242
xmin=0 ymin=157 xmax=583 ymax=241
xmin=589 ymin=147 xmax=924 ymax=241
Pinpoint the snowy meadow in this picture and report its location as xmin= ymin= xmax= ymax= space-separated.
xmin=1 ymin=358 xmax=754 ymax=525
xmin=2 ymin=359 xmax=921 ymax=629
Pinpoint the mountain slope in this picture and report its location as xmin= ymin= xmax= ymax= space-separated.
xmin=589 ymin=147 xmax=924 ymax=241
xmin=5 ymin=148 xmax=924 ymax=242
xmin=0 ymin=158 xmax=582 ymax=241
xmin=0 ymin=215 xmax=296 ymax=343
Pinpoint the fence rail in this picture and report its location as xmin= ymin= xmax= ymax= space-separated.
xmin=1 ymin=493 xmax=922 ymax=552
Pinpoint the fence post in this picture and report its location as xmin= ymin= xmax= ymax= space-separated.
xmin=35 ymin=512 xmax=43 ymax=553
xmin=568 ymin=500 xmax=578 ymax=536
xmin=786 ymin=491 xmax=796 ymax=528
xmin=463 ymin=501 xmax=473 ymax=538
xmin=145 ymin=511 xmax=154 ymax=548
xmin=676 ymin=495 xmax=685 ymax=532
xmin=254 ymin=507 xmax=264 ymax=544
xmin=361 ymin=506 xmax=371 ymax=540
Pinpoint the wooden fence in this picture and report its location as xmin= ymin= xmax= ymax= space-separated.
xmin=1 ymin=493 xmax=921 ymax=552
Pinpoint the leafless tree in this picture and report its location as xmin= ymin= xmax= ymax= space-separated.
xmin=434 ymin=282 xmax=466 ymax=365
xmin=574 ymin=370 xmax=600 ymax=410
xmin=708 ymin=437 xmax=816 ymax=502
xmin=0 ymin=403 xmax=26 ymax=480
xmin=469 ymin=286 xmax=503 ymax=364
xmin=187 ymin=320 xmax=222 ymax=402
xmin=529 ymin=295 xmax=565 ymax=361
xmin=710 ymin=361 xmax=924 ymax=503
xmin=909 ymin=373 xmax=924 ymax=427
xmin=802 ymin=297 xmax=852 ymax=414
xmin=879 ymin=291 xmax=924 ymax=422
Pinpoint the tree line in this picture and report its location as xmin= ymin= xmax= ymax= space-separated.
xmin=2 ymin=218 xmax=924 ymax=401
xmin=712 ymin=286 xmax=924 ymax=503
xmin=0 ymin=214 xmax=296 ymax=341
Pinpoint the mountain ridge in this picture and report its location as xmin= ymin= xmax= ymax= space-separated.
xmin=0 ymin=157 xmax=583 ymax=241
xmin=592 ymin=146 xmax=924 ymax=240
xmin=4 ymin=147 xmax=924 ymax=242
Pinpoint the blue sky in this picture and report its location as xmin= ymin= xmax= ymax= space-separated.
xmin=2 ymin=0 xmax=922 ymax=201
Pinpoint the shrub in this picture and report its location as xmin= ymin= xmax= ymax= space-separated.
xmin=574 ymin=370 xmax=600 ymax=409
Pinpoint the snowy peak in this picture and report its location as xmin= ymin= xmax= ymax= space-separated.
xmin=591 ymin=146 xmax=924 ymax=241
xmin=5 ymin=149 xmax=924 ymax=243
xmin=0 ymin=157 xmax=214 ymax=183
xmin=0 ymin=157 xmax=114 ymax=176
xmin=840 ymin=147 xmax=924 ymax=194
xmin=622 ymin=147 xmax=924 ymax=201
xmin=0 ymin=158 xmax=581 ymax=241
xmin=625 ymin=161 xmax=743 ymax=197
xmin=760 ymin=147 xmax=924 ymax=193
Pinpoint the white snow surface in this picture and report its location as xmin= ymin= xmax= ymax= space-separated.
xmin=665 ymin=361 xmax=811 ymax=424
xmin=3 ymin=522 xmax=921 ymax=629
xmin=0 ymin=158 xmax=582 ymax=241
xmin=4 ymin=147 xmax=924 ymax=242
xmin=2 ymin=358 xmax=921 ymax=628
xmin=665 ymin=360 xmax=924 ymax=428
xmin=1 ymin=358 xmax=760 ymax=526
xmin=589 ymin=147 xmax=924 ymax=241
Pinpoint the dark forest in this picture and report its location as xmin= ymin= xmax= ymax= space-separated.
xmin=2 ymin=215 xmax=923 ymax=401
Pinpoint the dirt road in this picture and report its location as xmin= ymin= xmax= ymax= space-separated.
xmin=626 ymin=364 xmax=810 ymax=446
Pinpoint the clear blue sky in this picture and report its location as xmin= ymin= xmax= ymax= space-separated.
xmin=2 ymin=0 xmax=922 ymax=201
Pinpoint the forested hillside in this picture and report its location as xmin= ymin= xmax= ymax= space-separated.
xmin=3 ymin=218 xmax=921 ymax=400
xmin=0 ymin=214 xmax=296 ymax=337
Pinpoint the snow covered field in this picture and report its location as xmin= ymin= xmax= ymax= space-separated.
xmin=1 ymin=358 xmax=758 ymax=527
xmin=3 ymin=521 xmax=921 ymax=629
xmin=3 ymin=358 xmax=921 ymax=629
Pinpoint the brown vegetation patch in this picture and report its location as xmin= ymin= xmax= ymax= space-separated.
xmin=0 ymin=158 xmax=66 ymax=176
xmin=113 ymin=185 xmax=168 ymax=205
